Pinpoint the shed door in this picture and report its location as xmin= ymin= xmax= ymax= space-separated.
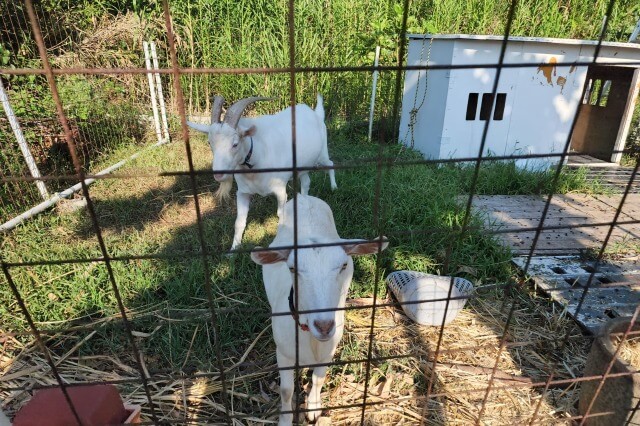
xmin=570 ymin=65 xmax=635 ymax=161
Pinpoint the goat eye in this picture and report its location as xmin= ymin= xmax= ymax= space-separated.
xmin=340 ymin=263 xmax=348 ymax=271
xmin=232 ymin=142 xmax=238 ymax=148
xmin=289 ymin=267 xmax=295 ymax=273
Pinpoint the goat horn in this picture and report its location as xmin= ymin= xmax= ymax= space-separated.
xmin=210 ymin=95 xmax=225 ymax=124
xmin=223 ymin=96 xmax=272 ymax=128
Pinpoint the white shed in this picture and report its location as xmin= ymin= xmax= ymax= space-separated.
xmin=399 ymin=35 xmax=640 ymax=167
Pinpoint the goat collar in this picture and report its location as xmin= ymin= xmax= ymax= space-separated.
xmin=240 ymin=137 xmax=254 ymax=169
xmin=288 ymin=285 xmax=310 ymax=332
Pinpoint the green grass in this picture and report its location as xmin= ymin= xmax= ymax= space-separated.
xmin=14 ymin=0 xmax=638 ymax=119
xmin=1 ymin=120 xmax=605 ymax=346
xmin=0 ymin=120 xmax=611 ymax=420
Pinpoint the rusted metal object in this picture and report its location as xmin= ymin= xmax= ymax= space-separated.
xmin=579 ymin=316 xmax=640 ymax=425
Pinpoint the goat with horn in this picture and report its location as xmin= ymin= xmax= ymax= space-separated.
xmin=187 ymin=95 xmax=337 ymax=251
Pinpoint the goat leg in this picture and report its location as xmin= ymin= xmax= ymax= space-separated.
xmin=307 ymin=365 xmax=327 ymax=423
xmin=231 ymin=192 xmax=251 ymax=251
xmin=276 ymin=350 xmax=295 ymax=426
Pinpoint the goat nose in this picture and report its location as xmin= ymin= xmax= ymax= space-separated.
xmin=313 ymin=319 xmax=335 ymax=336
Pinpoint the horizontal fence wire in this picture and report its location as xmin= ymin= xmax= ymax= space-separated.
xmin=4 ymin=60 xmax=640 ymax=75
xmin=1 ymin=0 xmax=640 ymax=424
xmin=2 ymin=148 xmax=638 ymax=185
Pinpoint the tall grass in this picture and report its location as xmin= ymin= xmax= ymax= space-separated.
xmin=5 ymin=0 xmax=639 ymax=121
xmin=422 ymin=0 xmax=639 ymax=40
xmin=5 ymin=0 xmax=639 ymax=116
xmin=157 ymin=0 xmax=639 ymax=119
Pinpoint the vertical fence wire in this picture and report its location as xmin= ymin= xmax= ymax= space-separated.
xmin=160 ymin=0 xmax=232 ymax=423
xmin=477 ymin=1 xmax=620 ymax=423
xmin=286 ymin=0 xmax=302 ymax=423
xmin=422 ymin=3 xmax=520 ymax=421
xmin=359 ymin=0 xmax=411 ymax=422
xmin=2 ymin=0 xmax=640 ymax=424
xmin=22 ymin=0 xmax=160 ymax=422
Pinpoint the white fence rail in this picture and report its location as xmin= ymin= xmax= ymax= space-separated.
xmin=1 ymin=41 xmax=169 ymax=232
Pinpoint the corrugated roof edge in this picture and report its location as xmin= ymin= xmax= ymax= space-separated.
xmin=406 ymin=34 xmax=640 ymax=50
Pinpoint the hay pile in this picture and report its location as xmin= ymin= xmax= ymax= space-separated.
xmin=327 ymin=287 xmax=590 ymax=425
xmin=614 ymin=334 xmax=640 ymax=371
xmin=1 ymin=287 xmax=590 ymax=425
xmin=0 ymin=307 xmax=276 ymax=424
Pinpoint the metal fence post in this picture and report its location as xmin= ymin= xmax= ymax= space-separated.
xmin=143 ymin=41 xmax=164 ymax=145
xmin=0 ymin=78 xmax=49 ymax=200
xmin=368 ymin=46 xmax=381 ymax=143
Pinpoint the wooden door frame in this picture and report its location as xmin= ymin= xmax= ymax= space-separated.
xmin=611 ymin=67 xmax=640 ymax=163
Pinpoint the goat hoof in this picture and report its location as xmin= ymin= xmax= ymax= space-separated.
xmin=277 ymin=414 xmax=293 ymax=426
xmin=306 ymin=411 xmax=322 ymax=424
xmin=306 ymin=403 xmax=322 ymax=423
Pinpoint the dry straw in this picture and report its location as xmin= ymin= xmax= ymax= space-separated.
xmin=614 ymin=335 xmax=640 ymax=371
xmin=1 ymin=287 xmax=590 ymax=425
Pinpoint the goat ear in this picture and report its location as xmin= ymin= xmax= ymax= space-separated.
xmin=186 ymin=121 xmax=210 ymax=133
xmin=250 ymin=247 xmax=291 ymax=265
xmin=342 ymin=237 xmax=389 ymax=256
xmin=239 ymin=125 xmax=256 ymax=138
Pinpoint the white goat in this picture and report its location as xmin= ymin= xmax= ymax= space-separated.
xmin=187 ymin=95 xmax=337 ymax=251
xmin=251 ymin=195 xmax=388 ymax=425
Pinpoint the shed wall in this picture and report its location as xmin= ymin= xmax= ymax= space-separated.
xmin=401 ymin=36 xmax=640 ymax=167
xmin=399 ymin=40 xmax=453 ymax=158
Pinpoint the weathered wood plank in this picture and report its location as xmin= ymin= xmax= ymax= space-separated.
xmin=470 ymin=194 xmax=640 ymax=255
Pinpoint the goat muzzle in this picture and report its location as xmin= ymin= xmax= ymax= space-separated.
xmin=213 ymin=173 xmax=229 ymax=182
xmin=313 ymin=319 xmax=335 ymax=340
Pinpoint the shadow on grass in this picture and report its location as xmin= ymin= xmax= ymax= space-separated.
xmin=383 ymin=279 xmax=589 ymax=424
xmin=5 ymin=121 xmax=590 ymax=422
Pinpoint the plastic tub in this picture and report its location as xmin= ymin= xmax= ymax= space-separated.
xmin=386 ymin=271 xmax=474 ymax=325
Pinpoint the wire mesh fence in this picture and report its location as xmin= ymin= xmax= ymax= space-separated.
xmin=1 ymin=0 xmax=640 ymax=424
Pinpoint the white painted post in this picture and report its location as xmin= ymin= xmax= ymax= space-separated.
xmin=368 ymin=46 xmax=381 ymax=143
xmin=0 ymin=137 xmax=167 ymax=232
xmin=144 ymin=41 xmax=163 ymax=145
xmin=0 ymin=79 xmax=49 ymax=200
xmin=630 ymin=18 xmax=640 ymax=43
xmin=150 ymin=41 xmax=170 ymax=143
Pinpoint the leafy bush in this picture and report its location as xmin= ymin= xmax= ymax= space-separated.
xmin=1 ymin=73 xmax=147 ymax=220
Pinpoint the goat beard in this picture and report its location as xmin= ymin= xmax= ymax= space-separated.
xmin=215 ymin=180 xmax=233 ymax=200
